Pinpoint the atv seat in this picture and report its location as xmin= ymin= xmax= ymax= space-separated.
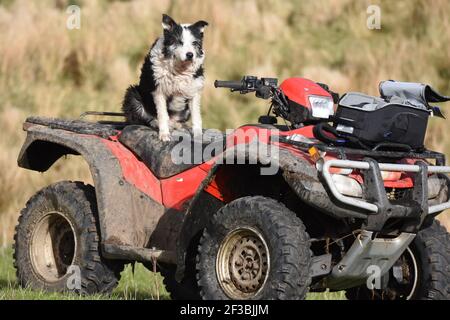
xmin=118 ymin=125 xmax=226 ymax=178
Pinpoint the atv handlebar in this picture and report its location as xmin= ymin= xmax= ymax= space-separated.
xmin=214 ymin=80 xmax=245 ymax=90
xmin=214 ymin=76 xmax=278 ymax=99
xmin=215 ymin=75 xmax=290 ymax=120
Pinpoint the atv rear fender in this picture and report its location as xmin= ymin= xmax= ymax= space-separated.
xmin=18 ymin=124 xmax=168 ymax=255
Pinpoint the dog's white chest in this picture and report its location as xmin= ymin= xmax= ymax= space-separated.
xmin=150 ymin=41 xmax=204 ymax=99
xmin=156 ymin=69 xmax=200 ymax=98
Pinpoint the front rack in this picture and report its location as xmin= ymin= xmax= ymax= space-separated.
xmin=276 ymin=135 xmax=446 ymax=165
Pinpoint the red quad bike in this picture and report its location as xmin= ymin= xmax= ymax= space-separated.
xmin=14 ymin=75 xmax=450 ymax=300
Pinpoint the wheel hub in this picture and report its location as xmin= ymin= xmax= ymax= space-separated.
xmin=30 ymin=211 xmax=76 ymax=282
xmin=216 ymin=227 xmax=270 ymax=299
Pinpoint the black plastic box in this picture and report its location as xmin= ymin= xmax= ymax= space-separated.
xmin=334 ymin=92 xmax=430 ymax=150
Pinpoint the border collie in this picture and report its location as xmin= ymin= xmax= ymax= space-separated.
xmin=122 ymin=14 xmax=208 ymax=141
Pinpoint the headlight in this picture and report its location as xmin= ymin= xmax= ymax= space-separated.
xmin=428 ymin=175 xmax=442 ymax=199
xmin=309 ymin=95 xmax=334 ymax=119
xmin=332 ymin=174 xmax=363 ymax=198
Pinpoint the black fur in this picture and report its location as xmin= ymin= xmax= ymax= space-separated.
xmin=188 ymin=21 xmax=208 ymax=57
xmin=193 ymin=66 xmax=204 ymax=79
xmin=162 ymin=24 xmax=184 ymax=59
xmin=122 ymin=40 xmax=158 ymax=126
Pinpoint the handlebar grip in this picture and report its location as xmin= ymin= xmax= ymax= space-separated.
xmin=214 ymin=80 xmax=244 ymax=90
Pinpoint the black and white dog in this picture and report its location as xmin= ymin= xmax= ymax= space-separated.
xmin=122 ymin=14 xmax=208 ymax=141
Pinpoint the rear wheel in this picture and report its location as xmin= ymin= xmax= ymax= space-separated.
xmin=13 ymin=181 xmax=124 ymax=294
xmin=346 ymin=220 xmax=450 ymax=300
xmin=196 ymin=196 xmax=312 ymax=300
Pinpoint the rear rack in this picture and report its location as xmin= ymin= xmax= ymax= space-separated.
xmin=79 ymin=111 xmax=125 ymax=119
xmin=276 ymin=135 xmax=446 ymax=165
xmin=25 ymin=116 xmax=125 ymax=139
xmin=79 ymin=111 xmax=127 ymax=126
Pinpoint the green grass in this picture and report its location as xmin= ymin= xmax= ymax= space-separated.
xmin=0 ymin=247 xmax=345 ymax=300
xmin=307 ymin=291 xmax=345 ymax=300
xmin=0 ymin=247 xmax=170 ymax=300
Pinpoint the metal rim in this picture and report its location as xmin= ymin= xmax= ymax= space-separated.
xmin=404 ymin=247 xmax=419 ymax=300
xmin=216 ymin=227 xmax=270 ymax=299
xmin=30 ymin=211 xmax=77 ymax=282
xmin=378 ymin=246 xmax=419 ymax=300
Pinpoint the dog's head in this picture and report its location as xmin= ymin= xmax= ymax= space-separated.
xmin=161 ymin=14 xmax=208 ymax=66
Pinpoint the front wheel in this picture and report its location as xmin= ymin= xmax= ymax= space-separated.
xmin=196 ymin=196 xmax=312 ymax=300
xmin=346 ymin=220 xmax=450 ymax=300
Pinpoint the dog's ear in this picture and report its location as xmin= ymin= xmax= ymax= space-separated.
xmin=191 ymin=20 xmax=208 ymax=34
xmin=162 ymin=14 xmax=177 ymax=31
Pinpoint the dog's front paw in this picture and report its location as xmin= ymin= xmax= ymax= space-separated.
xmin=159 ymin=131 xmax=171 ymax=142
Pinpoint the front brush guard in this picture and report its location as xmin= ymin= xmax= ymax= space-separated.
xmin=320 ymin=158 xmax=450 ymax=232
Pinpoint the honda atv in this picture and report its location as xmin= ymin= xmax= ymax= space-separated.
xmin=14 ymin=75 xmax=450 ymax=300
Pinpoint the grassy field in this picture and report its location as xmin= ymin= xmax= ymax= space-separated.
xmin=0 ymin=247 xmax=170 ymax=300
xmin=0 ymin=0 xmax=449 ymax=300
xmin=1 ymin=0 xmax=449 ymax=246
xmin=0 ymin=248 xmax=344 ymax=300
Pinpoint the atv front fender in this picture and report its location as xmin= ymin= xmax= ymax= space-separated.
xmin=18 ymin=124 xmax=163 ymax=250
xmin=175 ymin=144 xmax=367 ymax=280
xmin=277 ymin=149 xmax=368 ymax=219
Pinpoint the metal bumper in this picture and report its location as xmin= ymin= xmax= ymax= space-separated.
xmin=320 ymin=159 xmax=450 ymax=215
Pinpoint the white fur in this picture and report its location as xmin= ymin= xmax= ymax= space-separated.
xmin=150 ymin=35 xmax=204 ymax=141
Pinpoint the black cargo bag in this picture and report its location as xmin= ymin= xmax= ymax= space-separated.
xmin=332 ymin=81 xmax=450 ymax=150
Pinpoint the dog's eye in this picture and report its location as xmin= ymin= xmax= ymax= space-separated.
xmin=178 ymin=40 xmax=184 ymax=46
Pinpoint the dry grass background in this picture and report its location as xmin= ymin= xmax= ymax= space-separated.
xmin=0 ymin=0 xmax=450 ymax=247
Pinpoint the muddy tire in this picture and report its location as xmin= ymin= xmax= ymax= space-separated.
xmin=13 ymin=181 xmax=124 ymax=295
xmin=346 ymin=220 xmax=450 ymax=300
xmin=196 ymin=196 xmax=311 ymax=300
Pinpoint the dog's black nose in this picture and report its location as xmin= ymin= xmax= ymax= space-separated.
xmin=186 ymin=52 xmax=194 ymax=60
